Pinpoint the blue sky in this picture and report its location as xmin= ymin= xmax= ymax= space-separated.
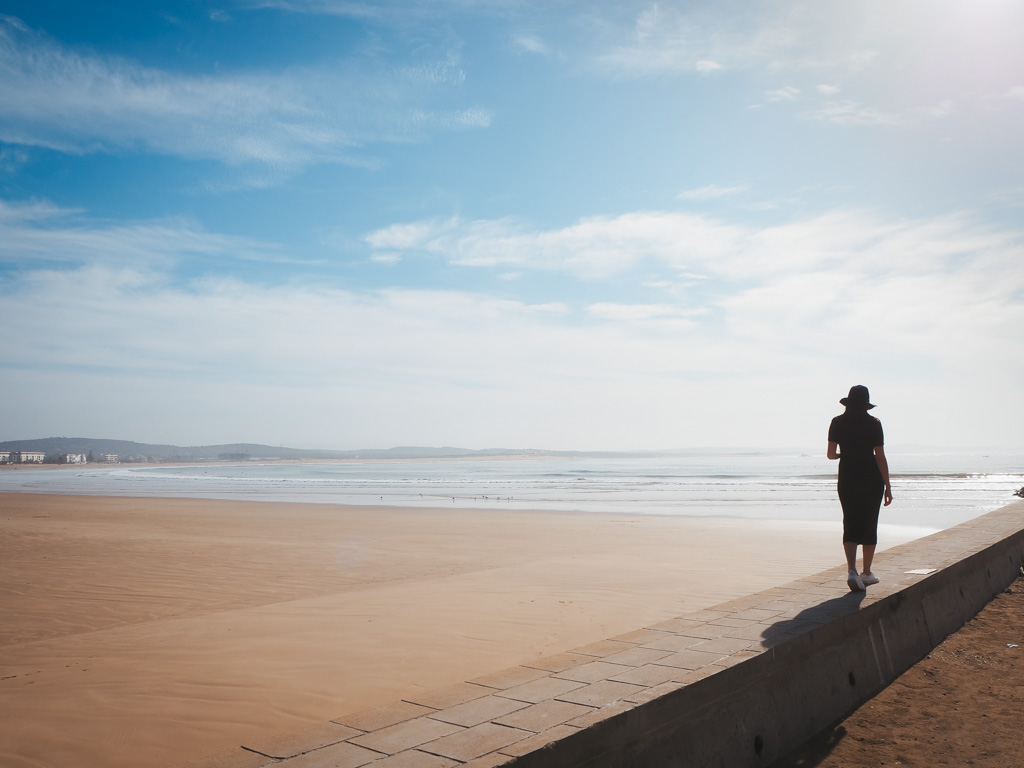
xmin=1 ymin=0 xmax=1023 ymax=451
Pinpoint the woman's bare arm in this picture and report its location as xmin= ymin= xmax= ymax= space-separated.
xmin=875 ymin=445 xmax=893 ymax=505
xmin=827 ymin=441 xmax=839 ymax=460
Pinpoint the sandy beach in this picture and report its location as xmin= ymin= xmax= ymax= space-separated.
xmin=0 ymin=492 xmax=920 ymax=768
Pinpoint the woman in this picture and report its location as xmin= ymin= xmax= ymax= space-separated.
xmin=827 ymin=385 xmax=893 ymax=591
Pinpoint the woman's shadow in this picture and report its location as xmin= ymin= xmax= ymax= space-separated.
xmin=760 ymin=590 xmax=866 ymax=768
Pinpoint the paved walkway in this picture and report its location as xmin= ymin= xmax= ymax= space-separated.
xmin=184 ymin=502 xmax=1024 ymax=768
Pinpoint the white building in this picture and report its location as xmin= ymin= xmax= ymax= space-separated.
xmin=63 ymin=454 xmax=87 ymax=464
xmin=102 ymin=453 xmax=119 ymax=463
xmin=18 ymin=451 xmax=45 ymax=463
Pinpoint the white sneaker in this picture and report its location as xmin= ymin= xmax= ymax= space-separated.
xmin=861 ymin=572 xmax=880 ymax=586
xmin=847 ymin=570 xmax=865 ymax=592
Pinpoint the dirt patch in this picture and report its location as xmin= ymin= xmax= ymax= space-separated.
xmin=770 ymin=574 xmax=1024 ymax=768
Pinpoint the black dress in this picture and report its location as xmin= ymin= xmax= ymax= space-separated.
xmin=828 ymin=410 xmax=884 ymax=545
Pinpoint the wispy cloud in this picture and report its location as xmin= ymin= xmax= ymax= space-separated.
xmin=363 ymin=208 xmax=1024 ymax=313
xmin=918 ymin=100 xmax=955 ymax=118
xmin=359 ymin=207 xmax=1024 ymax=396
xmin=676 ymin=183 xmax=749 ymax=202
xmin=765 ymin=86 xmax=800 ymax=102
xmin=0 ymin=17 xmax=490 ymax=178
xmin=808 ymin=100 xmax=902 ymax=127
xmin=586 ymin=302 xmax=701 ymax=325
xmin=0 ymin=199 xmax=286 ymax=268
xmin=240 ymin=0 xmax=519 ymax=18
xmin=588 ymin=0 xmax=1024 ymax=141
xmin=3 ymin=200 xmax=1022 ymax=447
xmin=511 ymin=33 xmax=551 ymax=56
xmin=365 ymin=211 xmax=741 ymax=280
xmin=988 ymin=186 xmax=1024 ymax=208
xmin=593 ymin=3 xmax=800 ymax=78
xmin=695 ymin=60 xmax=722 ymax=74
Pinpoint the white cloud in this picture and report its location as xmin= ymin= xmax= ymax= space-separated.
xmin=765 ymin=85 xmax=800 ymax=102
xmin=593 ymin=3 xmax=801 ymax=78
xmin=365 ymin=211 xmax=742 ymax=280
xmin=363 ymin=207 xmax=1024 ymax=294
xmin=0 ymin=17 xmax=490 ymax=176
xmin=846 ymin=48 xmax=879 ymax=72
xmin=364 ymin=218 xmax=456 ymax=250
xmin=0 ymin=145 xmax=29 ymax=174
xmin=588 ymin=0 xmax=1024 ymax=142
xmin=586 ymin=302 xmax=700 ymax=324
xmin=0 ymin=199 xmax=284 ymax=267
xmin=988 ymin=186 xmax=1024 ymax=208
xmin=526 ymin=302 xmax=569 ymax=315
xmin=239 ymin=0 xmax=512 ymax=19
xmin=3 ymin=201 xmax=1022 ymax=449
xmin=918 ymin=99 xmax=955 ymax=118
xmin=695 ymin=60 xmax=721 ymax=73
xmin=808 ymin=100 xmax=902 ymax=126
xmin=512 ymin=33 xmax=550 ymax=56
xmin=676 ymin=183 xmax=749 ymax=201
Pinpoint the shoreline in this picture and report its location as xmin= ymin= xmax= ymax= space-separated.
xmin=0 ymin=491 xmax=921 ymax=768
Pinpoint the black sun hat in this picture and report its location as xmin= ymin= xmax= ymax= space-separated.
xmin=840 ymin=385 xmax=875 ymax=410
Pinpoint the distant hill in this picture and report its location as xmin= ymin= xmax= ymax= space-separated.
xmin=0 ymin=437 xmax=672 ymax=463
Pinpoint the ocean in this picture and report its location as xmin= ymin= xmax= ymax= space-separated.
xmin=2 ymin=451 xmax=1021 ymax=538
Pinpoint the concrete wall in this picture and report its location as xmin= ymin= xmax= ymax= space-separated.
xmin=511 ymin=508 xmax=1024 ymax=768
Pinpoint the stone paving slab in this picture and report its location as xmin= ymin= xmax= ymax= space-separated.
xmin=607 ymin=628 xmax=675 ymax=645
xmin=335 ymin=701 xmax=437 ymax=733
xmin=419 ymin=723 xmax=531 ymax=762
xmin=598 ymin=646 xmax=672 ymax=667
xmin=403 ymin=683 xmax=494 ymax=711
xmin=459 ymin=753 xmax=516 ymax=768
xmin=279 ymin=741 xmax=382 ymax=768
xmin=622 ymin=680 xmax=687 ymax=706
xmin=647 ymin=648 xmax=726 ymax=670
xmin=365 ymin=751 xmax=459 ymax=768
xmin=497 ymin=725 xmax=580 ymax=759
xmin=492 ymin=676 xmax=586 ymax=704
xmin=607 ymin=663 xmax=681 ymax=688
xmin=427 ymin=695 xmax=531 ymax=728
xmin=636 ymin=632 xmax=702 ymax=652
xmin=349 ymin=717 xmax=462 ymax=756
xmin=687 ymin=636 xmax=755 ymax=655
xmin=564 ymin=699 xmax=634 ymax=729
xmin=243 ymin=722 xmax=361 ymax=759
xmin=554 ymin=680 xmax=646 ymax=708
xmin=520 ymin=651 xmax=593 ymax=673
xmin=466 ymin=666 xmax=549 ymax=691
xmin=178 ymin=749 xmax=277 ymax=768
xmin=491 ymin=700 xmax=594 ymax=733
xmin=646 ymin=616 xmax=705 ymax=633
xmin=552 ymin=660 xmax=630 ymax=684
xmin=179 ymin=502 xmax=1024 ymax=768
xmin=710 ymin=649 xmax=760 ymax=669
xmin=568 ymin=639 xmax=636 ymax=658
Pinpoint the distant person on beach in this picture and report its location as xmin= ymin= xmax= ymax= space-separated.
xmin=827 ymin=385 xmax=893 ymax=592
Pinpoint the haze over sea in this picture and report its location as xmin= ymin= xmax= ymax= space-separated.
xmin=5 ymin=451 xmax=1021 ymax=540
